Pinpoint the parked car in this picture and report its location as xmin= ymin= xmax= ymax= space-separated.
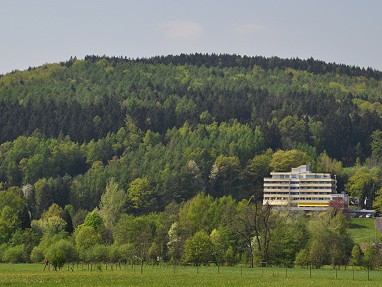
xmin=359 ymin=215 xmax=365 ymax=218
xmin=366 ymin=214 xmax=372 ymax=218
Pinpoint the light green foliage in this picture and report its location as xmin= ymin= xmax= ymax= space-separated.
xmin=363 ymin=246 xmax=375 ymax=269
xmin=294 ymin=248 xmax=310 ymax=268
xmin=31 ymin=204 xmax=68 ymax=236
xmin=373 ymin=187 xmax=382 ymax=212
xmin=210 ymin=228 xmax=227 ymax=266
xmin=225 ymin=245 xmax=237 ymax=266
xmin=75 ymin=226 xmax=101 ymax=250
xmin=143 ymin=130 xmax=161 ymax=147
xmin=307 ymin=210 xmax=353 ymax=268
xmin=184 ymin=230 xmax=213 ymax=266
xmin=309 ymin=239 xmax=326 ymax=268
xmin=87 ymin=244 xmax=110 ymax=263
xmin=2 ymin=55 xmax=382 ymax=266
xmin=245 ymin=149 xmax=273 ymax=195
xmin=351 ymin=244 xmax=362 ymax=266
xmin=167 ymin=222 xmax=183 ymax=261
xmin=207 ymin=196 xmax=237 ymax=233
xmin=354 ymin=99 xmax=382 ymax=117
xmin=37 ymin=216 xmax=67 ymax=236
xmin=0 ymin=206 xmax=19 ymax=243
xmin=178 ymin=193 xmax=214 ymax=235
xmin=348 ymin=218 xmax=378 ymax=244
xmin=1 ymin=244 xmax=28 ymax=263
xmin=85 ymin=138 xmax=113 ymax=165
xmin=117 ymin=243 xmax=135 ymax=262
xmin=82 ymin=211 xmax=104 ymax=230
xmin=42 ymin=203 xmax=64 ymax=219
xmin=3 ymin=264 xmax=382 ymax=286
xmin=0 ymin=136 xmax=84 ymax=188
xmin=113 ymin=214 xmax=135 ymax=245
xmin=75 ymin=226 xmax=102 ymax=261
xmin=113 ymin=213 xmax=158 ymax=263
xmin=45 ymin=239 xmax=76 ymax=270
xmin=127 ymin=177 xmax=153 ymax=212
xmin=0 ymin=187 xmax=29 ymax=243
xmin=30 ymin=232 xmax=68 ymax=262
xmin=269 ymin=212 xmax=308 ymax=267
xmin=346 ymin=170 xmax=374 ymax=198
xmin=99 ymin=178 xmax=126 ymax=230
xmin=346 ymin=168 xmax=379 ymax=206
xmin=148 ymin=242 xmax=160 ymax=263
xmin=269 ymin=150 xmax=311 ymax=172
xmin=316 ymin=151 xmax=343 ymax=174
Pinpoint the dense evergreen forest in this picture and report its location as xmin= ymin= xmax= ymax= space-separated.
xmin=1 ymin=54 xmax=382 ymax=268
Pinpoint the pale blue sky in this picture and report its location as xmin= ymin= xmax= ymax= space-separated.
xmin=1 ymin=0 xmax=381 ymax=74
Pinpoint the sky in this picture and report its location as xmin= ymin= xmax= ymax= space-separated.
xmin=1 ymin=0 xmax=382 ymax=75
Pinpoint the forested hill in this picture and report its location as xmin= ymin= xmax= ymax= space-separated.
xmin=1 ymin=54 xmax=382 ymax=214
xmin=1 ymin=54 xmax=382 ymax=160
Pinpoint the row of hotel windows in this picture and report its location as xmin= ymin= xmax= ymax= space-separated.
xmin=264 ymin=197 xmax=330 ymax=201
xmin=265 ymin=186 xmax=332 ymax=190
xmin=264 ymin=192 xmax=331 ymax=195
xmin=276 ymin=175 xmax=330 ymax=179
xmin=264 ymin=182 xmax=332 ymax=185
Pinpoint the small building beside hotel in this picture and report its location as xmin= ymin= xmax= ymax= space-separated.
xmin=263 ymin=164 xmax=339 ymax=211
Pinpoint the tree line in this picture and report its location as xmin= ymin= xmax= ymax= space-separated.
xmin=1 ymin=54 xmax=382 ymax=268
xmin=1 ymin=187 xmax=374 ymax=271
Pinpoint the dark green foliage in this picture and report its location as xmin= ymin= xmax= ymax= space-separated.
xmin=0 ymin=54 xmax=381 ymax=165
xmin=1 ymin=54 xmax=382 ymax=265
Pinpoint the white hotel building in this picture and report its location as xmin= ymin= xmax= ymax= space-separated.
xmin=263 ymin=164 xmax=339 ymax=211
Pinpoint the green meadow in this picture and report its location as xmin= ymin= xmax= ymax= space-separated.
xmin=0 ymin=263 xmax=381 ymax=287
xmin=348 ymin=218 xmax=380 ymax=244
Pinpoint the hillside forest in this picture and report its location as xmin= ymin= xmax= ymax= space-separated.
xmin=1 ymin=54 xmax=382 ymax=268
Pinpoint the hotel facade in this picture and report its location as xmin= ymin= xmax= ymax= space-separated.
xmin=263 ymin=164 xmax=338 ymax=211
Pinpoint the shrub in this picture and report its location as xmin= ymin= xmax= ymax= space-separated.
xmin=2 ymin=245 xmax=28 ymax=263
xmin=88 ymin=244 xmax=109 ymax=263
xmin=45 ymin=239 xmax=77 ymax=270
xmin=30 ymin=245 xmax=44 ymax=262
xmin=294 ymin=248 xmax=310 ymax=268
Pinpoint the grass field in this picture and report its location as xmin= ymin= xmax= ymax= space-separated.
xmin=348 ymin=218 xmax=379 ymax=244
xmin=0 ymin=263 xmax=381 ymax=287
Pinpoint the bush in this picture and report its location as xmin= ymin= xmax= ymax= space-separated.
xmin=118 ymin=243 xmax=134 ymax=263
xmin=2 ymin=245 xmax=28 ymax=263
xmin=0 ymin=244 xmax=8 ymax=262
xmin=45 ymin=239 xmax=77 ymax=270
xmin=294 ymin=248 xmax=310 ymax=268
xmin=108 ymin=244 xmax=122 ymax=262
xmin=30 ymin=245 xmax=44 ymax=262
xmin=225 ymin=246 xmax=237 ymax=266
xmin=88 ymin=244 xmax=109 ymax=263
